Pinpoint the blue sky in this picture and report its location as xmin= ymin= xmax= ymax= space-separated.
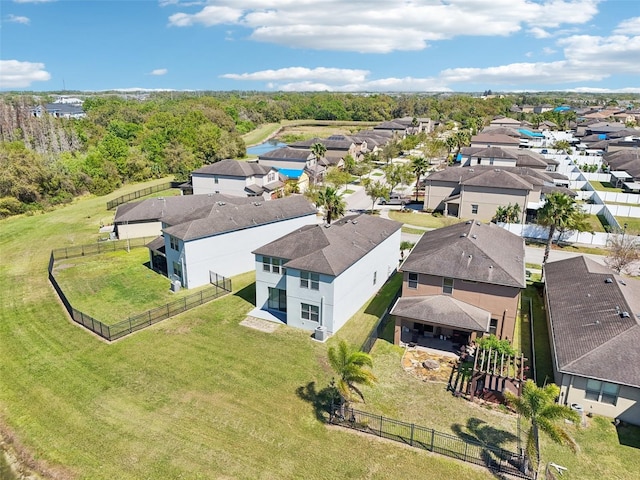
xmin=1 ymin=0 xmax=639 ymax=92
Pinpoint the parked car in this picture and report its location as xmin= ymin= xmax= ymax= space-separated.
xmin=378 ymin=193 xmax=411 ymax=205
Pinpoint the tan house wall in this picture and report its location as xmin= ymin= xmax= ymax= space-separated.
xmin=558 ymin=374 xmax=640 ymax=426
xmin=117 ymin=221 xmax=162 ymax=239
xmin=423 ymin=181 xmax=458 ymax=211
xmin=400 ymin=272 xmax=520 ymax=341
xmin=459 ymin=186 xmax=528 ymax=222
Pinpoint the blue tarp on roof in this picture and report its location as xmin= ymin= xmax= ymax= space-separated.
xmin=598 ymin=134 xmax=608 ymax=140
xmin=554 ymin=106 xmax=571 ymax=112
xmin=277 ymin=168 xmax=304 ymax=179
xmin=518 ymin=128 xmax=544 ymax=137
xmin=456 ymin=153 xmax=462 ymax=162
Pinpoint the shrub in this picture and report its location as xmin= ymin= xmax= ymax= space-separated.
xmin=476 ymin=334 xmax=516 ymax=356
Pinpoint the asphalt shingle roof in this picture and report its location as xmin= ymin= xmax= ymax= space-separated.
xmin=401 ymin=221 xmax=525 ymax=288
xmin=192 ymin=159 xmax=271 ymax=177
xmin=545 ymin=256 xmax=640 ymax=388
xmin=391 ymin=295 xmax=490 ymax=331
xmin=252 ymin=214 xmax=401 ymax=276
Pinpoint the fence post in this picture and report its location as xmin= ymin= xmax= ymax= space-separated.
xmin=463 ymin=442 xmax=468 ymax=463
xmin=410 ymin=423 xmax=415 ymax=446
xmin=184 ymin=297 xmax=187 ymax=311
xmin=379 ymin=414 xmax=383 ymax=437
xmin=129 ymin=317 xmax=132 ymax=333
xmin=430 ymin=429 xmax=435 ymax=452
xmin=148 ymin=310 xmax=152 ymax=325
xmin=200 ymin=290 xmax=203 ymax=304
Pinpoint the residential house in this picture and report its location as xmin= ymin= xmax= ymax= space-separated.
xmin=190 ymin=159 xmax=284 ymax=200
xmin=252 ymin=214 xmax=401 ymax=335
xmin=489 ymin=117 xmax=522 ymax=128
xmin=391 ymin=221 xmax=525 ymax=346
xmin=470 ymin=133 xmax=521 ymax=150
xmin=544 ymin=256 xmax=640 ymax=426
xmin=154 ymin=196 xmax=319 ymax=289
xmin=30 ymin=103 xmax=86 ymax=119
xmin=258 ymin=147 xmax=326 ymax=184
xmin=114 ymin=193 xmax=255 ymax=239
xmin=289 ymin=137 xmax=360 ymax=165
xmin=459 ymin=146 xmax=558 ymax=171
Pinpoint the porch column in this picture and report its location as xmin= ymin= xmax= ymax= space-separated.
xmin=394 ymin=317 xmax=402 ymax=345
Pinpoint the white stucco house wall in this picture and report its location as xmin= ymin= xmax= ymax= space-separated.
xmin=153 ymin=196 xmax=319 ymax=289
xmin=191 ymin=159 xmax=284 ymax=200
xmin=251 ymin=214 xmax=402 ymax=335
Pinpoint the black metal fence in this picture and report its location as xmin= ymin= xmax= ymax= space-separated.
xmin=106 ymin=182 xmax=174 ymax=210
xmin=51 ymin=237 xmax=156 ymax=261
xmin=48 ymin=246 xmax=232 ymax=341
xmin=329 ymin=406 xmax=534 ymax=479
xmin=361 ymin=285 xmax=401 ymax=353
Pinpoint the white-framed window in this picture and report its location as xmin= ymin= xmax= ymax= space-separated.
xmin=214 ymin=176 xmax=219 ymax=184
xmin=471 ymin=204 xmax=479 ymax=214
xmin=408 ymin=272 xmax=418 ymax=289
xmin=585 ymin=379 xmax=619 ymax=405
xmin=262 ymin=256 xmax=284 ymax=274
xmin=301 ymin=303 xmax=319 ymax=322
xmin=300 ymin=271 xmax=319 ymax=290
xmin=373 ymin=271 xmax=377 ymax=285
xmin=169 ymin=235 xmax=179 ymax=251
xmin=172 ymin=261 xmax=182 ymax=281
xmin=443 ymin=277 xmax=454 ymax=294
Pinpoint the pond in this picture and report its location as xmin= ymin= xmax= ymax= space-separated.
xmin=246 ymin=139 xmax=287 ymax=156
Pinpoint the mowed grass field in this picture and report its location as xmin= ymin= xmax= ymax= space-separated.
xmin=0 ymin=179 xmax=501 ymax=479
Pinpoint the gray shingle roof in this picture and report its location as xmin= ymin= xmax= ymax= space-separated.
xmin=192 ymin=159 xmax=271 ymax=177
xmin=163 ymin=195 xmax=316 ymax=242
xmin=252 ymin=214 xmax=401 ymax=276
xmin=391 ymin=295 xmax=490 ymax=331
xmin=461 ymin=169 xmax=534 ymax=190
xmin=401 ymin=221 xmax=526 ymax=288
xmin=426 ymin=165 xmax=562 ymax=188
xmin=545 ymin=256 xmax=640 ymax=388
xmin=471 ymin=133 xmax=521 ymax=145
xmin=258 ymin=147 xmax=313 ymax=161
xmin=114 ymin=194 xmax=254 ymax=223
xmin=289 ymin=138 xmax=355 ymax=150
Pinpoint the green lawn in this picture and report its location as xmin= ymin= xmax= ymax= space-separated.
xmin=388 ymin=210 xmax=464 ymax=229
xmin=0 ymin=179 xmax=500 ymax=479
xmin=401 ymin=226 xmax=427 ymax=235
xmin=615 ymin=217 xmax=640 ymax=235
xmin=591 ymin=181 xmax=623 ymax=193
xmin=583 ymin=214 xmax=608 ymax=233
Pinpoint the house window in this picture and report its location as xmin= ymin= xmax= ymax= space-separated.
xmin=301 ymin=303 xmax=319 ymax=322
xmin=268 ymin=287 xmax=287 ymax=312
xmin=300 ymin=271 xmax=319 ymax=290
xmin=489 ymin=318 xmax=498 ymax=335
xmin=214 ymin=176 xmax=219 ymax=184
xmin=585 ymin=379 xmax=619 ymax=405
xmin=373 ymin=271 xmax=377 ymax=285
xmin=471 ymin=204 xmax=479 ymax=214
xmin=169 ymin=235 xmax=179 ymax=251
xmin=489 ymin=158 xmax=494 ymax=165
xmin=443 ymin=277 xmax=454 ymax=294
xmin=172 ymin=261 xmax=182 ymax=281
xmin=262 ymin=256 xmax=283 ymax=274
xmin=408 ymin=272 xmax=418 ymax=289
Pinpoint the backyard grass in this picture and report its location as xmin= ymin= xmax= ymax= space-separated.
xmin=584 ymin=214 xmax=608 ymax=233
xmin=591 ymin=181 xmax=623 ymax=193
xmin=0 ymin=179 xmax=500 ymax=480
xmin=401 ymin=226 xmax=427 ymax=235
xmin=615 ymin=216 xmax=640 ymax=235
xmin=388 ymin=210 xmax=464 ymax=229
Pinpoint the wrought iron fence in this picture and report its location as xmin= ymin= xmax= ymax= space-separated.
xmin=106 ymin=182 xmax=173 ymax=210
xmin=329 ymin=405 xmax=535 ymax=479
xmin=51 ymin=237 xmax=156 ymax=261
xmin=48 ymin=246 xmax=232 ymax=341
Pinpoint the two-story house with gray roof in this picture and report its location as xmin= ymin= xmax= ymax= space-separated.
xmin=545 ymin=256 xmax=640 ymax=425
xmin=251 ymin=214 xmax=401 ymax=335
xmin=258 ymin=147 xmax=326 ymax=184
xmin=391 ymin=221 xmax=525 ymax=347
xmin=154 ymin=196 xmax=319 ymax=289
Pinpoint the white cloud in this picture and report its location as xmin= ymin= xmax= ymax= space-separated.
xmin=614 ymin=17 xmax=640 ymax=35
xmin=150 ymin=68 xmax=168 ymax=76
xmin=6 ymin=14 xmax=30 ymax=24
xmin=529 ymin=27 xmax=551 ymax=39
xmin=0 ymin=60 xmax=51 ymax=88
xmin=168 ymin=0 xmax=600 ymax=53
xmin=221 ymin=66 xmax=450 ymax=91
xmin=567 ymin=87 xmax=640 ymax=93
xmin=542 ymin=47 xmax=556 ymax=55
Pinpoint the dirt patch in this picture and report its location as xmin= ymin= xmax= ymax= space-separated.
xmin=401 ymin=348 xmax=458 ymax=384
xmin=240 ymin=317 xmax=280 ymax=333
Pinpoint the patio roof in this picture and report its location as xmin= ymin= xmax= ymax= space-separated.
xmin=391 ymin=295 xmax=491 ymax=332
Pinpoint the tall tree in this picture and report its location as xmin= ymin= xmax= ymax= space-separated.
xmin=317 ymin=186 xmax=345 ymax=225
xmin=538 ymin=192 xmax=590 ymax=267
xmin=310 ymin=142 xmax=327 ymax=184
xmin=383 ymin=162 xmax=413 ymax=194
xmin=324 ymin=166 xmax=352 ymax=192
xmin=605 ymin=229 xmax=640 ymax=274
xmin=505 ymin=381 xmax=580 ymax=474
xmin=362 ymin=178 xmax=389 ymax=213
xmin=454 ymin=130 xmax=470 ymax=157
xmin=328 ymin=340 xmax=377 ymax=407
xmin=410 ymin=156 xmax=428 ymax=202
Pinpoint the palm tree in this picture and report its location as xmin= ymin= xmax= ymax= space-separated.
xmin=328 ymin=340 xmax=377 ymax=412
xmin=454 ymin=130 xmax=470 ymax=157
xmin=410 ymin=156 xmax=428 ymax=202
xmin=310 ymin=142 xmax=327 ymax=184
xmin=505 ymin=380 xmax=580 ymax=474
xmin=538 ymin=192 xmax=590 ymax=267
xmin=317 ymin=186 xmax=345 ymax=225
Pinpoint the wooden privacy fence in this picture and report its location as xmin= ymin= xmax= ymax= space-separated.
xmin=106 ymin=182 xmax=174 ymax=210
xmin=329 ymin=406 xmax=535 ymax=479
xmin=48 ymin=245 xmax=232 ymax=341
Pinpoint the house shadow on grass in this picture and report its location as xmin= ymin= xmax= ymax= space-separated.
xmin=452 ymin=417 xmax=521 ymax=478
xmin=295 ymin=381 xmax=336 ymax=423
xmin=234 ymin=282 xmax=256 ymax=304
xmin=616 ymin=420 xmax=640 ymax=449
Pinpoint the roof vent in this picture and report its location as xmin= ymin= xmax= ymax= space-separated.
xmin=489 ymin=265 xmax=493 ymax=269
xmin=621 ymin=311 xmax=631 ymax=318
xmin=619 ymin=279 xmax=627 ymax=286
xmin=471 ymin=234 xmax=477 ymax=239
xmin=476 ymin=221 xmax=481 ymax=226
xmin=468 ymin=254 xmax=473 ymax=259
xmin=466 ymin=220 xmax=472 ymax=224
xmin=605 ymin=278 xmax=613 ymax=283
xmin=324 ymin=224 xmax=331 ymax=228
xmin=352 ymin=220 xmax=358 ymax=224
xmin=461 ymin=233 xmax=467 ymax=237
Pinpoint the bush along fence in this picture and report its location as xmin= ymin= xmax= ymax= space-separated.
xmin=106 ymin=181 xmax=175 ymax=210
xmin=48 ymin=244 xmax=232 ymax=341
xmin=329 ymin=405 xmax=535 ymax=480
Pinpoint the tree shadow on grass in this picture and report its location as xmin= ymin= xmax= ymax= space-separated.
xmin=295 ymin=381 xmax=337 ymax=423
xmin=452 ymin=417 xmax=521 ymax=479
xmin=234 ymin=282 xmax=255 ymax=304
